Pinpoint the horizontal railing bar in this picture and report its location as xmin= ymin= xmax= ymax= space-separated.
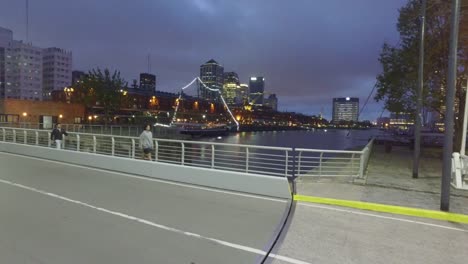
xmin=212 ymin=157 xmax=249 ymax=164
xmin=247 ymin=164 xmax=287 ymax=171
xmin=302 ymin=174 xmax=359 ymax=177
xmin=245 ymin=169 xmax=286 ymax=176
xmin=248 ymin=156 xmax=287 ymax=162
xmin=297 ymin=148 xmax=363 ymax=154
xmin=305 ymin=170 xmax=359 ymax=173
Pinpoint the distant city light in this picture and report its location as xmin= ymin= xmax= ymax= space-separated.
xmin=346 ymin=97 xmax=350 ymax=101
xmin=22 ymin=112 xmax=27 ymax=117
xmin=59 ymin=114 xmax=63 ymax=119
xmin=250 ymin=77 xmax=257 ymax=81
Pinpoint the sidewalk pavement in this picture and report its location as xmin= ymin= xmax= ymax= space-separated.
xmin=296 ymin=144 xmax=468 ymax=215
xmin=268 ymin=145 xmax=468 ymax=264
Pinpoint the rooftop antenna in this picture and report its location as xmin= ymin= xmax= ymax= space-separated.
xmin=147 ymin=53 xmax=151 ymax=73
xmin=26 ymin=0 xmax=29 ymax=42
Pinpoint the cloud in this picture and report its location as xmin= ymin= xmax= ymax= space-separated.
xmin=0 ymin=0 xmax=408 ymax=120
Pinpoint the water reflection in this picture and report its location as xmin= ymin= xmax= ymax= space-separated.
xmin=197 ymin=129 xmax=378 ymax=150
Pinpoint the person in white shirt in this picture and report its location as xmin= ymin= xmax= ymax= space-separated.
xmin=139 ymin=124 xmax=154 ymax=160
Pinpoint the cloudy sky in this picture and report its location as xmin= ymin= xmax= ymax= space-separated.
xmin=0 ymin=0 xmax=408 ymax=120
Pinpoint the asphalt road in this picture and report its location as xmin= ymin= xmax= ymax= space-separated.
xmin=0 ymin=152 xmax=290 ymax=264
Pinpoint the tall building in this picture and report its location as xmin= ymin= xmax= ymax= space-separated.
xmin=265 ymin=94 xmax=278 ymax=111
xmin=199 ymin=59 xmax=224 ymax=100
xmin=223 ymin=72 xmax=239 ymax=85
xmin=222 ymin=72 xmax=239 ymax=105
xmin=0 ymin=27 xmax=13 ymax=99
xmin=0 ymin=27 xmax=72 ymax=101
xmin=389 ymin=112 xmax=414 ymax=127
xmin=43 ymin=47 xmax=72 ymax=99
xmin=332 ymin=97 xmax=359 ymax=123
xmin=72 ymin=70 xmax=86 ymax=85
xmin=236 ymin=83 xmax=249 ymax=105
xmin=249 ymin=76 xmax=265 ymax=106
xmin=0 ymin=27 xmax=12 ymax=47
xmin=139 ymin=73 xmax=156 ymax=93
xmin=4 ymin=40 xmax=43 ymax=100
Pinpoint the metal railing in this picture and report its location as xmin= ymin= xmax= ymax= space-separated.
xmin=0 ymin=127 xmax=294 ymax=177
xmin=0 ymin=127 xmax=374 ymax=178
xmin=0 ymin=122 xmax=179 ymax=137
xmin=296 ymin=138 xmax=374 ymax=178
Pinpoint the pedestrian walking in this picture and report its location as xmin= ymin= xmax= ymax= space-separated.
xmin=50 ymin=123 xmax=68 ymax=150
xmin=139 ymin=124 xmax=154 ymax=160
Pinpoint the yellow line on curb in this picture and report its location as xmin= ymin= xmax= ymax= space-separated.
xmin=294 ymin=195 xmax=468 ymax=224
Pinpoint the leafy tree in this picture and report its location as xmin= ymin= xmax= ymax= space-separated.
xmin=75 ymin=68 xmax=128 ymax=125
xmin=375 ymin=0 xmax=467 ymax=150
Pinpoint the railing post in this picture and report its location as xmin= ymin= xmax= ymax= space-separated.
xmin=111 ymin=137 xmax=115 ymax=156
xmin=211 ymin=145 xmax=215 ymax=168
xmin=285 ymin=150 xmax=289 ymax=177
xmin=131 ymin=139 xmax=135 ymax=159
xmin=76 ymin=134 xmax=80 ymax=151
xmin=13 ymin=130 xmax=16 ymax=143
xmin=154 ymin=140 xmax=159 ymax=161
xmin=48 ymin=132 xmax=51 ymax=147
xmin=297 ymin=151 xmax=302 ymax=175
xmin=93 ymin=136 xmax=97 ymax=153
xmin=359 ymin=152 xmax=365 ymax=178
xmin=2 ymin=128 xmax=5 ymax=141
xmin=319 ymin=152 xmax=323 ymax=176
xmin=246 ymin=147 xmax=249 ymax=173
xmin=23 ymin=130 xmax=27 ymax=144
xmin=62 ymin=135 xmax=66 ymax=149
xmin=181 ymin=142 xmax=185 ymax=165
xmin=351 ymin=153 xmax=355 ymax=175
xmin=35 ymin=131 xmax=39 ymax=145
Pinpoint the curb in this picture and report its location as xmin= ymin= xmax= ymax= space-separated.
xmin=294 ymin=194 xmax=468 ymax=224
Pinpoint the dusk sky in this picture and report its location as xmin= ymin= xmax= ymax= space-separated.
xmin=0 ymin=0 xmax=408 ymax=120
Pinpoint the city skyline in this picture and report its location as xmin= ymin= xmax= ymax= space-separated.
xmin=0 ymin=0 xmax=407 ymax=120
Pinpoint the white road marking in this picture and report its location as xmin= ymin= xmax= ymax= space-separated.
xmin=0 ymin=152 xmax=287 ymax=203
xmin=0 ymin=178 xmax=310 ymax=264
xmin=298 ymin=202 xmax=468 ymax=232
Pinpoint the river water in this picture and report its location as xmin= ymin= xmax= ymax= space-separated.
xmin=197 ymin=129 xmax=379 ymax=150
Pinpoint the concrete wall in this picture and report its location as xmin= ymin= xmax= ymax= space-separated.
xmin=0 ymin=141 xmax=292 ymax=199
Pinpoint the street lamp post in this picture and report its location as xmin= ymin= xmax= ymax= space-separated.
xmin=441 ymin=0 xmax=462 ymax=211
xmin=64 ymin=87 xmax=74 ymax=104
xmin=413 ymin=0 xmax=427 ymax=179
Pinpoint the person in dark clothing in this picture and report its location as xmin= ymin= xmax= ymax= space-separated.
xmin=50 ymin=123 xmax=68 ymax=149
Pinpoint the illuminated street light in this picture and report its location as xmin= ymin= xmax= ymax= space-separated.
xmin=59 ymin=114 xmax=63 ymax=119
xmin=64 ymin=87 xmax=74 ymax=104
xmin=22 ymin=112 xmax=27 ymax=117
xmin=119 ymin=89 xmax=128 ymax=96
